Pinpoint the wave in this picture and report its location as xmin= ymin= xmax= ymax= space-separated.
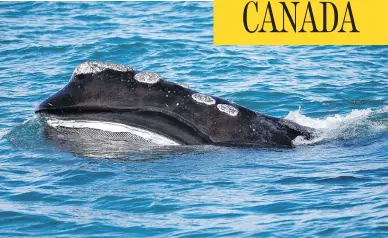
xmin=286 ymin=106 xmax=388 ymax=145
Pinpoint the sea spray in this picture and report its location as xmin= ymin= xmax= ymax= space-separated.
xmin=286 ymin=106 xmax=388 ymax=145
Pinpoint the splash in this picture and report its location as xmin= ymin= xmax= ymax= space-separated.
xmin=286 ymin=106 xmax=388 ymax=145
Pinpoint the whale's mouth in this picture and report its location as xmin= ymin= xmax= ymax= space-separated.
xmin=36 ymin=109 xmax=211 ymax=146
xmin=45 ymin=117 xmax=181 ymax=146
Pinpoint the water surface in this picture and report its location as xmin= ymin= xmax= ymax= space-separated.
xmin=1 ymin=2 xmax=387 ymax=237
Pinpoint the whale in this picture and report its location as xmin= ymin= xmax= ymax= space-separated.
xmin=35 ymin=62 xmax=314 ymax=148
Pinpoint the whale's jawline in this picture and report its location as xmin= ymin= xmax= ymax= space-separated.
xmin=37 ymin=109 xmax=212 ymax=146
xmin=45 ymin=118 xmax=180 ymax=146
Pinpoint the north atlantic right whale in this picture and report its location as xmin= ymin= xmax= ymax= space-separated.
xmin=35 ymin=62 xmax=314 ymax=148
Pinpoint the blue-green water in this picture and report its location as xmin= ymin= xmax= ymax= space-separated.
xmin=1 ymin=2 xmax=388 ymax=237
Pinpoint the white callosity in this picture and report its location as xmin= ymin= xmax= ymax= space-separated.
xmin=74 ymin=62 xmax=133 ymax=75
xmin=191 ymin=93 xmax=216 ymax=105
xmin=217 ymin=104 xmax=239 ymax=117
xmin=134 ymin=71 xmax=161 ymax=84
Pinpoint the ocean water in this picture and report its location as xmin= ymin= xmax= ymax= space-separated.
xmin=1 ymin=1 xmax=387 ymax=237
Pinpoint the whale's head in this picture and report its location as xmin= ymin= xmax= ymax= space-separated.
xmin=36 ymin=62 xmax=314 ymax=147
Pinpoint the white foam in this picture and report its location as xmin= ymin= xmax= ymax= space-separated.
xmin=285 ymin=106 xmax=388 ymax=145
xmin=46 ymin=118 xmax=180 ymax=146
xmin=74 ymin=62 xmax=132 ymax=75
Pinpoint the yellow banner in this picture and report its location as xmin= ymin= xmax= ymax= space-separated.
xmin=214 ymin=0 xmax=388 ymax=45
